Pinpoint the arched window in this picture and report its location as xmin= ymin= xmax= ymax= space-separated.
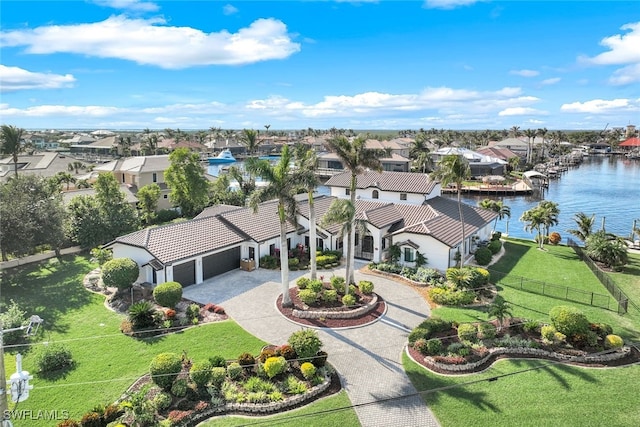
xmin=372 ymin=190 xmax=379 ymax=199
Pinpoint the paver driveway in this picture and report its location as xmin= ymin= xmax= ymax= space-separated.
xmin=183 ymin=263 xmax=440 ymax=427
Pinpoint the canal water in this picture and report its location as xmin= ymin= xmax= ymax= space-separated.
xmin=450 ymin=156 xmax=640 ymax=241
xmin=210 ymin=156 xmax=640 ymax=242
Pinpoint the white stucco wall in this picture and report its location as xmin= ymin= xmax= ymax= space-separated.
xmin=391 ymin=232 xmax=452 ymax=272
xmin=110 ymin=243 xmax=154 ymax=283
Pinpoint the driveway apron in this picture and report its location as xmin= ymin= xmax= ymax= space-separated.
xmin=184 ymin=264 xmax=440 ymax=427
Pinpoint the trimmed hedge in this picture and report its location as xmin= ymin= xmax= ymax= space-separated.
xmin=101 ymin=258 xmax=139 ymax=290
xmin=153 ymin=281 xmax=183 ymax=308
xmin=149 ymin=352 xmax=182 ymax=390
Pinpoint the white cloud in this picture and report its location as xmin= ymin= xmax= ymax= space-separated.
xmin=0 ymin=65 xmax=76 ymax=92
xmin=560 ymin=98 xmax=640 ymax=114
xmin=424 ymin=0 xmax=480 ymax=10
xmin=498 ymin=107 xmax=546 ymax=116
xmin=223 ymin=4 xmax=239 ymax=15
xmin=92 ymin=0 xmax=159 ymax=12
xmin=609 ymin=63 xmax=640 ymax=85
xmin=510 ymin=69 xmax=539 ymax=77
xmin=584 ymin=22 xmax=640 ymax=65
xmin=0 ymin=104 xmax=121 ymax=117
xmin=0 ymin=16 xmax=301 ymax=69
xmin=541 ymin=77 xmax=561 ymax=85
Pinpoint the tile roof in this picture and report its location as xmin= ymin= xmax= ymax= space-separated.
xmin=217 ymin=200 xmax=298 ymax=243
xmin=620 ymin=137 xmax=640 ymax=147
xmin=194 ymin=204 xmax=244 ymax=219
xmin=325 ymin=171 xmax=437 ymax=194
xmin=62 ymin=184 xmax=138 ymax=205
xmin=111 ymin=215 xmax=247 ymax=264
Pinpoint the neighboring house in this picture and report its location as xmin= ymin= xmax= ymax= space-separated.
xmin=70 ymin=136 xmax=118 ymax=159
xmin=488 ymin=138 xmax=529 ymax=157
xmin=619 ymin=137 xmax=640 ymax=152
xmin=62 ymin=184 xmax=138 ymax=206
xmin=476 ymin=146 xmax=519 ymax=163
xmin=317 ymin=152 xmax=411 ymax=175
xmin=365 ymin=138 xmax=410 ymax=158
xmin=94 ymin=155 xmax=174 ymax=210
xmin=432 ymin=147 xmax=507 ymax=177
xmin=324 ymin=170 xmax=440 ymax=204
xmin=0 ymin=152 xmax=80 ymax=183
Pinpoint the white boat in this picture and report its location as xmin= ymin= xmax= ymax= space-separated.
xmin=208 ymin=149 xmax=236 ymax=164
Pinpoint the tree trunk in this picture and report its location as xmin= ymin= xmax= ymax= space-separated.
xmin=308 ymin=192 xmax=317 ymax=280
xmin=347 ymin=173 xmax=357 ymax=287
xmin=457 ymin=186 xmax=466 ymax=267
xmin=348 ymin=226 xmax=356 ymax=286
xmin=279 ymin=217 xmax=292 ymax=307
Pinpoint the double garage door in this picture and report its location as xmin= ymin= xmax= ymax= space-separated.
xmin=172 ymin=247 xmax=241 ymax=287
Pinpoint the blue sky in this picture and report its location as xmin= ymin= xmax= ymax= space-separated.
xmin=1 ymin=0 xmax=638 ymax=131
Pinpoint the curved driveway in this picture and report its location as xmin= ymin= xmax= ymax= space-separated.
xmin=184 ymin=263 xmax=440 ymax=427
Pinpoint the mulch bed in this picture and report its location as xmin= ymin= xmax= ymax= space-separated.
xmin=277 ymin=287 xmax=386 ymax=328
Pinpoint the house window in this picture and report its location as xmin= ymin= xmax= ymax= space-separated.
xmin=152 ymin=172 xmax=157 ymax=183
xmin=269 ymin=244 xmax=276 ymax=256
xmin=305 ymin=236 xmax=310 ymax=248
xmin=400 ymin=193 xmax=407 ymax=201
xmin=316 ymin=238 xmax=324 ymax=250
xmin=345 ymin=189 xmax=350 ymax=196
xmin=354 ymin=233 xmax=359 ymax=246
xmin=287 ymin=238 xmax=291 ymax=250
xmin=337 ymin=237 xmax=343 ymax=250
xmin=122 ymin=173 xmax=126 ymax=183
xmin=372 ymin=190 xmax=379 ymax=199
xmin=382 ymin=237 xmax=387 ymax=249
xmin=404 ymin=247 xmax=415 ymax=262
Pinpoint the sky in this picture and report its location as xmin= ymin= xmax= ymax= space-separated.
xmin=0 ymin=0 xmax=639 ymax=131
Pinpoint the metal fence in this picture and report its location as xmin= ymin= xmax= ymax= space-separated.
xmin=567 ymin=238 xmax=639 ymax=315
xmin=487 ymin=268 xmax=622 ymax=313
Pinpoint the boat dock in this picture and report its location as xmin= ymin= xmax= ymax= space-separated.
xmin=441 ymin=180 xmax=532 ymax=195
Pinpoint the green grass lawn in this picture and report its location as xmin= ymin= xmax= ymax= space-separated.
xmin=607 ymin=251 xmax=640 ymax=306
xmin=404 ymin=238 xmax=640 ymax=427
xmin=0 ymin=255 xmax=357 ymax=425
xmin=200 ymin=391 xmax=360 ymax=427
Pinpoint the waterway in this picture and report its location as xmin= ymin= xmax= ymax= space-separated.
xmin=210 ymin=156 xmax=640 ymax=242
xmin=449 ymin=156 xmax=640 ymax=241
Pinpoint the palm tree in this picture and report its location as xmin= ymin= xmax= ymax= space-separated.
xmin=520 ymin=205 xmax=546 ymax=249
xmin=67 ymin=161 xmax=84 ymax=174
xmin=240 ymin=129 xmax=261 ymax=156
xmin=537 ymin=127 xmax=548 ymax=161
xmin=75 ymin=179 xmax=91 ymax=189
xmin=409 ymin=136 xmax=433 ymax=173
xmin=293 ymin=143 xmax=320 ymax=280
xmin=488 ymin=295 xmax=513 ymax=332
xmin=509 ymin=126 xmax=521 ymax=138
xmin=523 ymin=129 xmax=537 ymax=164
xmin=1 ymin=124 xmax=25 ymax=176
xmin=567 ymin=212 xmax=595 ymax=243
xmin=431 ymin=154 xmax=471 ymax=266
xmin=538 ymin=201 xmax=560 ymax=237
xmin=246 ymin=145 xmax=301 ymax=307
xmin=479 ymin=199 xmax=511 ymax=232
xmin=55 ymin=171 xmax=76 ymax=190
xmin=326 ymin=134 xmax=388 ymax=285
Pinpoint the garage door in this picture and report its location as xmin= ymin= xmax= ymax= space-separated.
xmin=203 ymin=247 xmax=241 ymax=280
xmin=173 ymin=260 xmax=196 ymax=287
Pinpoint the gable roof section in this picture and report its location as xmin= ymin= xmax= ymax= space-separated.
xmin=195 ymin=204 xmax=244 ymax=219
xmin=325 ymin=171 xmax=437 ymax=194
xmin=217 ymin=200 xmax=297 ymax=243
xmin=476 ymin=146 xmax=519 ymax=160
xmin=110 ymin=215 xmax=247 ymax=264
xmin=619 ymin=137 xmax=640 ymax=147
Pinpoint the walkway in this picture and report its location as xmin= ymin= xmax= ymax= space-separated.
xmin=184 ymin=263 xmax=440 ymax=427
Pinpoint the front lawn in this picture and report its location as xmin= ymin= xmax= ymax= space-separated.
xmin=0 ymin=256 xmax=357 ymax=425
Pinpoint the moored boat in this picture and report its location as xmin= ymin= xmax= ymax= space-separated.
xmin=208 ymin=149 xmax=236 ymax=164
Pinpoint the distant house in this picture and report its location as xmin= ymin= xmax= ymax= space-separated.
xmin=317 ymin=152 xmax=411 ymax=175
xmin=488 ymin=138 xmax=529 ymax=157
xmin=432 ymin=147 xmax=507 ymax=177
xmin=619 ymin=137 xmax=640 ymax=151
xmin=476 ymin=146 xmax=519 ymax=163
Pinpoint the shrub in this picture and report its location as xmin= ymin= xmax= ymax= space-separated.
xmin=90 ymin=247 xmax=112 ymax=266
xmin=227 ymin=362 xmax=243 ymax=380
xmin=408 ymin=328 xmax=428 ymax=344
xmin=259 ymin=255 xmax=278 ymax=269
xmin=572 ymin=331 xmax=599 ymax=348
xmin=278 ymin=344 xmax=297 ymax=360
xmin=358 ymin=280 xmax=374 ymax=295
xmin=300 ymin=362 xmax=317 ymax=380
xmin=541 ymin=325 xmax=557 ymax=342
xmin=491 ymin=231 xmax=502 ymax=241
xmin=35 ymin=344 xmax=74 ymax=374
xmin=120 ymin=319 xmax=133 ymax=335
xmin=263 ymin=356 xmax=286 ymax=379
xmin=190 ymin=360 xmax=212 ymax=387
xmin=186 ymin=303 xmax=200 ymax=320
xmin=488 ymin=239 xmax=502 ymax=255
xmin=258 ymin=348 xmax=276 ymax=363
xmin=412 ymin=267 xmax=441 ymax=284
xmin=470 ymin=268 xmax=490 ymax=288
xmin=316 ymin=254 xmax=337 ymax=267
xmin=590 ymin=322 xmax=613 ymax=339
xmin=237 ymin=352 xmax=255 ymax=368
xmin=0 ymin=300 xmax=27 ymax=345
xmin=282 ymin=375 xmax=307 ymax=394
xmin=58 ymin=419 xmax=81 ymax=427
xmin=446 ymin=342 xmax=467 ymax=355
xmin=604 ymin=334 xmax=624 ymax=349
xmin=342 ymin=294 xmax=356 ymax=307
xmin=426 ymin=338 xmax=443 ymax=355
xmin=554 ymin=331 xmax=567 ymax=344
xmin=208 ymin=355 xmax=227 ymax=367
xmin=322 ymin=289 xmax=338 ymax=303
xmin=210 ymin=367 xmax=226 ymax=388
xmin=314 ymin=350 xmax=328 ymax=367
xmin=155 ymin=208 xmax=181 ymax=223
xmin=495 ymin=334 xmax=535 ymax=348
xmin=309 ymin=279 xmax=324 ymax=293
xmin=79 ymin=412 xmax=102 ymax=427
xmin=128 ymin=301 xmax=157 ymax=329
xmin=243 ymin=376 xmax=276 ymax=393
xmin=413 ymin=338 xmax=429 ymax=355
xmin=296 ymin=277 xmax=311 ymax=289
xmin=288 ymin=258 xmax=299 ymax=269
xmin=149 ymin=353 xmax=182 ymax=390
xmin=153 ymin=392 xmax=172 ymax=411
xmin=153 ymin=281 xmax=183 ymax=308
xmin=523 ymin=319 xmax=541 ymax=334
xmin=101 ymin=258 xmax=139 ymax=290
xmin=428 ymin=287 xmax=475 ymax=305
xmin=330 ymin=276 xmax=346 ymax=291
xmin=474 ymin=247 xmax=492 ymax=265
xmin=288 ymin=330 xmax=323 ymax=361
xmin=549 ymin=305 xmax=590 ymax=338
xmin=548 ymin=231 xmax=562 ymax=245
xmin=457 ymin=323 xmax=477 ymax=342
xmin=417 ymin=317 xmax=452 ymax=338
xmin=298 ymin=289 xmax=318 ymax=305
xmin=171 ymin=378 xmax=188 ymax=397
xmin=477 ymin=322 xmax=497 ymax=340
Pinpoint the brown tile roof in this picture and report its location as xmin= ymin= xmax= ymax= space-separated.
xmin=325 ymin=171 xmax=437 ymax=194
xmin=111 ymin=215 xmax=247 ymax=264
xmin=476 ymin=146 xmax=519 ymax=160
xmin=217 ymin=200 xmax=298 ymax=243
xmin=195 ymin=204 xmax=244 ymax=219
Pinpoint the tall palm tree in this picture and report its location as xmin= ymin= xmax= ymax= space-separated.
xmin=538 ymin=201 xmax=560 ymax=237
xmin=523 ymin=129 xmax=537 ymax=164
xmin=409 ymin=136 xmax=433 ymax=173
xmin=55 ymin=171 xmax=76 ymax=190
xmin=240 ymin=129 xmax=261 ymax=156
xmin=67 ymin=161 xmax=84 ymax=174
xmin=1 ymin=124 xmax=25 ymax=176
xmin=293 ymin=143 xmax=320 ymax=280
xmin=567 ymin=212 xmax=595 ymax=243
xmin=537 ymin=127 xmax=548 ymax=161
xmin=487 ymin=295 xmax=513 ymax=332
xmin=246 ymin=145 xmax=301 ymax=307
xmin=478 ymin=199 xmax=511 ymax=232
xmin=431 ymin=154 xmax=471 ymax=266
xmin=326 ymin=134 xmax=388 ymax=285
xmin=521 ymin=205 xmax=546 ymax=249
xmin=509 ymin=126 xmax=521 ymax=138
